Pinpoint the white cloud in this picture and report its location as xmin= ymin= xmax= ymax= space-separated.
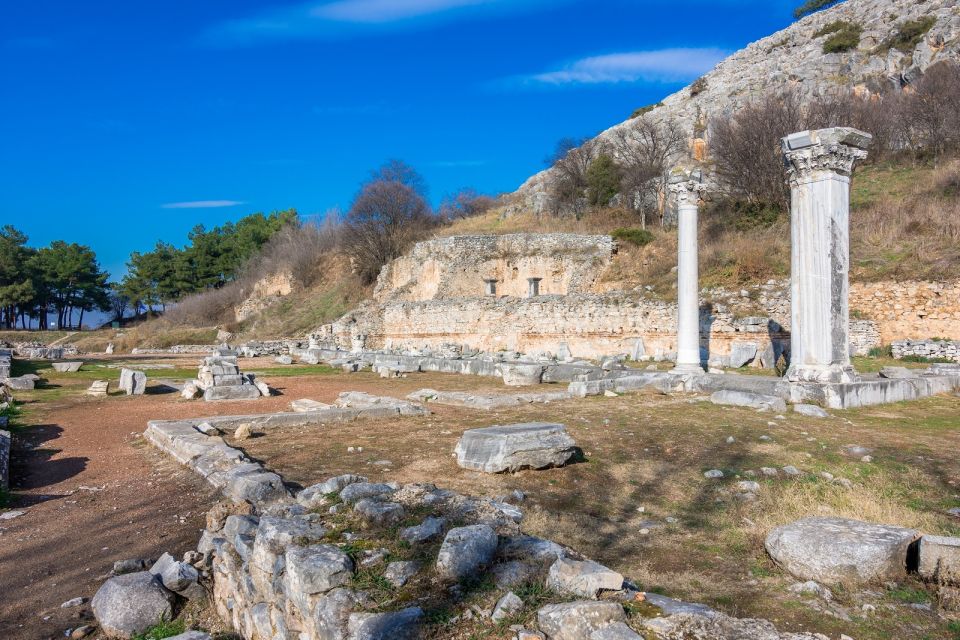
xmin=521 ymin=48 xmax=727 ymax=86
xmin=200 ymin=0 xmax=557 ymax=45
xmin=161 ymin=200 xmax=245 ymax=209
xmin=312 ymin=0 xmax=498 ymax=24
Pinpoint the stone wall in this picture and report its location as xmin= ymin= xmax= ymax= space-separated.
xmin=892 ymin=339 xmax=960 ymax=363
xmin=373 ymin=234 xmax=614 ymax=302
xmin=849 ymin=281 xmax=960 ymax=344
xmin=332 ymin=293 xmax=789 ymax=362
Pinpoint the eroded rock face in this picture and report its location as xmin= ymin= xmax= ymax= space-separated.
xmin=765 ymin=517 xmax=919 ymax=585
xmin=90 ymin=572 xmax=175 ymax=639
xmin=455 ymin=422 xmax=577 ymax=473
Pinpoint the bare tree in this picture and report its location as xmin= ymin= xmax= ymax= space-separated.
xmin=711 ymin=89 xmax=806 ymax=211
xmin=546 ymin=137 xmax=597 ymax=217
xmin=905 ymin=61 xmax=960 ymax=157
xmin=438 ymin=188 xmax=497 ymax=221
xmin=611 ymin=117 xmax=686 ymax=227
xmin=343 ymin=163 xmax=435 ymax=284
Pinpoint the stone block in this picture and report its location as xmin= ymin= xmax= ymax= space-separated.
xmin=727 ymin=343 xmax=758 ymax=368
xmin=918 ymin=535 xmax=960 ymax=585
xmin=51 ymin=361 xmax=83 ymax=372
xmin=203 ymin=385 xmax=262 ymax=401
xmin=765 ymin=517 xmax=919 ymax=585
xmin=455 ymin=422 xmax=577 ymax=473
xmin=346 ymin=607 xmax=422 ymax=639
xmin=285 ymin=544 xmax=353 ymax=595
xmin=501 ymin=363 xmax=544 ymax=386
xmin=0 ymin=429 xmax=9 ymax=490
xmin=118 ymin=368 xmax=147 ymax=395
xmin=710 ymin=389 xmax=787 ymax=413
xmin=4 ymin=376 xmax=35 ymax=390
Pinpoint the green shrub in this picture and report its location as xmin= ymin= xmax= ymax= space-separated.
xmin=611 ymin=227 xmax=655 ymax=247
xmin=819 ymin=21 xmax=862 ymax=53
xmin=794 ymin=0 xmax=844 ymax=19
xmin=868 ymin=345 xmax=893 ymax=358
xmin=690 ymin=77 xmax=708 ymax=96
xmin=888 ymin=16 xmax=936 ymax=53
xmin=630 ymin=102 xmax=663 ymax=119
xmin=131 ymin=620 xmax=186 ymax=640
xmin=586 ymin=154 xmax=622 ymax=207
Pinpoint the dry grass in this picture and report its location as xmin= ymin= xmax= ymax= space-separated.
xmin=231 ymin=368 xmax=960 ymax=640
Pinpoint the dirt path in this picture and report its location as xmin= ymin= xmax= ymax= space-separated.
xmin=0 ymin=368 xmax=499 ymax=640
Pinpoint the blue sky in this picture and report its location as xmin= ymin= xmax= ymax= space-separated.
xmin=1 ymin=0 xmax=798 ymax=279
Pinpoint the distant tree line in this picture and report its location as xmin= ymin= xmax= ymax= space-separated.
xmin=0 ymin=227 xmax=110 ymax=330
xmin=119 ymin=210 xmax=299 ymax=316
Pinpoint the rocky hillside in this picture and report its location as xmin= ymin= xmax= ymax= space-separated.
xmin=514 ymin=0 xmax=960 ymax=212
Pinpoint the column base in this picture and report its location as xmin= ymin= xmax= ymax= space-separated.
xmin=785 ymin=364 xmax=859 ymax=385
xmin=670 ymin=362 xmax=705 ymax=375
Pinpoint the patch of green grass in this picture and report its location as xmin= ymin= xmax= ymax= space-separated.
xmin=611 ymin=227 xmax=655 ymax=247
xmin=130 ymin=620 xmax=186 ymax=640
xmin=948 ymin=620 xmax=960 ymax=639
xmin=888 ymin=586 xmax=929 ymax=604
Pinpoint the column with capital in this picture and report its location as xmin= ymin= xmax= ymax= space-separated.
xmin=669 ymin=171 xmax=706 ymax=374
xmin=782 ymin=127 xmax=871 ymax=384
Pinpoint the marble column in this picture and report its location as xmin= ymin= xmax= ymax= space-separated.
xmin=669 ymin=172 xmax=706 ymax=374
xmin=782 ymin=127 xmax=871 ymax=384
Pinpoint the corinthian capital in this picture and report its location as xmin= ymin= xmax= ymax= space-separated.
xmin=668 ymin=168 xmax=707 ymax=206
xmin=782 ymin=127 xmax=872 ymax=184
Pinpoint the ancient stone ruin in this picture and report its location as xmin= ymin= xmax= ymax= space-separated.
xmin=184 ymin=348 xmax=270 ymax=401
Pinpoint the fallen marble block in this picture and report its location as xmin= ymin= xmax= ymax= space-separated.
xmin=455 ymin=422 xmax=577 ymax=473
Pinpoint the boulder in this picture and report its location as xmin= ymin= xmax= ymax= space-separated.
xmin=353 ymin=499 xmax=405 ymax=526
xmin=399 ymin=516 xmax=445 ymax=544
xmin=118 ymin=368 xmax=147 ymax=395
xmin=710 ymin=389 xmax=786 ymax=413
xmin=501 ymin=364 xmax=545 ymax=387
xmin=536 ymin=601 xmax=627 ymax=640
xmin=340 ymin=482 xmax=395 ymax=504
xmin=454 ymin=422 xmax=577 ymax=473
xmin=149 ymin=552 xmax=201 ymax=597
xmin=918 ymin=535 xmax=960 ymax=585
xmin=384 ymin=560 xmax=421 ymax=588
xmin=436 ymin=524 xmax=498 ymax=581
xmin=180 ymin=382 xmax=201 ymax=399
xmin=727 ymin=343 xmax=758 ymax=369
xmin=765 ymin=517 xmax=919 ymax=585
xmin=275 ymin=355 xmax=294 ymax=365
xmin=793 ymin=404 xmax=829 ymax=418
xmin=546 ymin=557 xmax=623 ymax=598
xmin=491 ymin=591 xmax=524 ymax=622
xmin=346 ymin=607 xmax=422 ymax=640
xmin=90 ymin=571 xmax=175 ymax=638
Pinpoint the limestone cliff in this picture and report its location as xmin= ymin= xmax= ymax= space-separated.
xmin=513 ymin=0 xmax=960 ymax=213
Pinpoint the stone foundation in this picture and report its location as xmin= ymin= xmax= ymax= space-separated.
xmin=892 ymin=339 xmax=960 ymax=363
